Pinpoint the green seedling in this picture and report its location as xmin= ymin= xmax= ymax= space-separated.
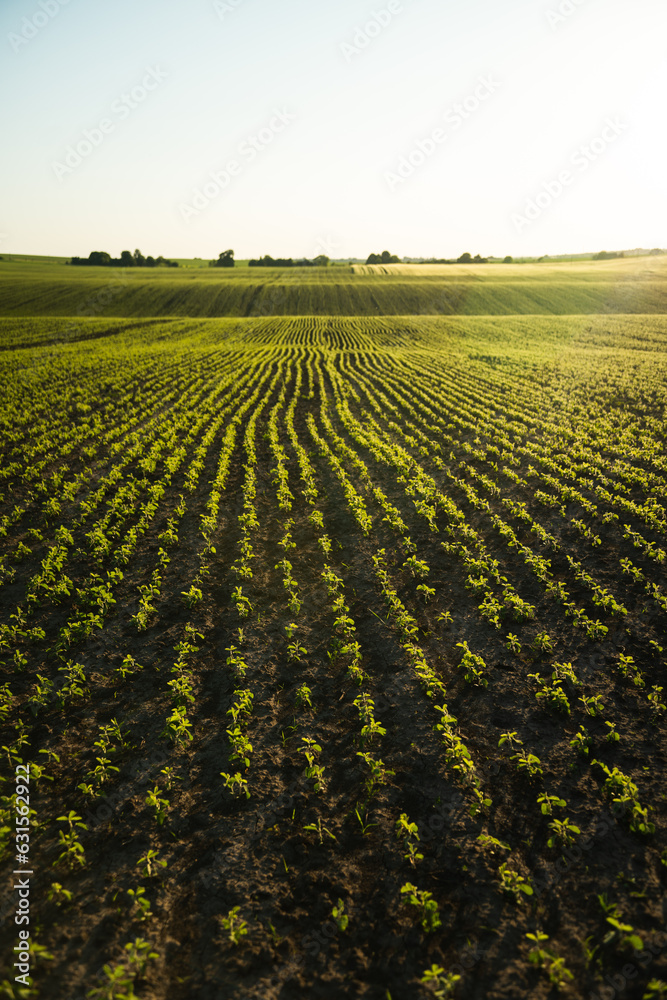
xmin=570 ymin=725 xmax=591 ymax=756
xmin=537 ymin=792 xmax=567 ymax=815
xmin=219 ymin=906 xmax=248 ymax=945
xmin=303 ymin=817 xmax=336 ymax=843
xmin=526 ymin=930 xmax=551 ymax=966
xmin=498 ymin=863 xmax=533 ymax=901
xmin=332 ymin=898 xmax=348 ymax=932
xmin=47 ymin=882 xmax=72 ymax=906
xmin=532 ymin=631 xmax=554 ymax=654
xmin=354 ymin=807 xmax=377 ymax=836
xmin=605 ymin=721 xmax=620 ymax=743
xmin=498 ymin=731 xmax=523 ymax=749
xmin=604 ymin=917 xmax=643 ymax=952
xmin=456 ymin=640 xmax=488 ymax=687
xmin=127 ymin=886 xmax=152 ymax=922
xmin=551 ymin=661 xmax=579 ymax=687
xmin=400 ymin=882 xmax=441 ymax=932
xmin=295 ymin=683 xmax=312 ymax=709
xmin=220 ymin=771 xmax=250 ymax=799
xmin=145 ymin=786 xmax=169 ymax=826
xmin=395 ymin=813 xmax=423 ymax=866
xmin=403 ymin=556 xmax=430 ymax=578
xmin=511 ymin=751 xmax=543 ymax=778
xmin=298 ymin=737 xmax=326 ymax=793
xmin=54 ymin=812 xmax=87 ymax=868
xmin=420 ymin=965 xmax=461 ymax=998
xmin=506 ymin=633 xmax=522 ymax=654
xmin=547 ymin=817 xmax=581 ymax=848
xmin=644 ymin=981 xmax=667 ymax=1000
xmin=477 ymin=833 xmax=511 ymax=854
xmin=180 ymin=585 xmax=202 ymax=608
xmin=137 ymin=850 xmax=167 ymax=878
xmin=287 ymin=640 xmax=307 ymax=663
xmin=580 ymin=694 xmax=604 ymax=717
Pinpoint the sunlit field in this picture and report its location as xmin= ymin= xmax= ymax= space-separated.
xmin=0 ymin=260 xmax=666 ymax=998
xmin=2 ymin=255 xmax=667 ymax=318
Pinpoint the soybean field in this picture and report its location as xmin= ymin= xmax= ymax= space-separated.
xmin=0 ymin=267 xmax=666 ymax=1000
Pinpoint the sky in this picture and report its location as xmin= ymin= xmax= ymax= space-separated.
xmin=1 ymin=0 xmax=665 ymax=260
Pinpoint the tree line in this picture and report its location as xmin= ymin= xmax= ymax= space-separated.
xmin=247 ymin=255 xmax=330 ymax=268
xmin=366 ymin=251 xmax=506 ymax=264
xmin=71 ymin=250 xmax=178 ymax=267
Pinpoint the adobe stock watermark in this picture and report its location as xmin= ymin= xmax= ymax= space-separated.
xmin=511 ymin=117 xmax=627 ymax=233
xmin=213 ymin=0 xmax=247 ymax=19
xmin=339 ymin=1 xmax=403 ymax=63
xmin=179 ymin=109 xmax=296 ymax=222
xmin=51 ymin=66 xmax=168 ymax=181
xmin=8 ymin=0 xmax=73 ymax=54
xmin=56 ymin=269 xmax=134 ymax=344
xmin=385 ymin=75 xmax=501 ymax=191
xmin=313 ymin=234 xmax=341 ymax=258
xmin=546 ymin=0 xmax=588 ymax=30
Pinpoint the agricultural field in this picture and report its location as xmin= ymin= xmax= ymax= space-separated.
xmin=0 ymin=267 xmax=666 ymax=1000
xmin=1 ymin=256 xmax=667 ymax=319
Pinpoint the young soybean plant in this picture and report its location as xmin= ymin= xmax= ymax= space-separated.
xmin=526 ymin=932 xmax=574 ymax=989
xmin=331 ymin=899 xmax=348 ymax=932
xmin=220 ymin=771 xmax=250 ymax=799
xmin=400 ymin=882 xmax=441 ymax=933
xmin=298 ymin=737 xmax=326 ymax=793
xmin=137 ymin=849 xmax=167 ymax=878
xmin=547 ymin=817 xmax=581 ymax=848
xmin=537 ymin=792 xmax=566 ymax=816
xmin=403 ymin=556 xmax=430 ymax=578
xmin=395 ymin=813 xmax=424 ymax=867
xmin=295 ymin=683 xmax=313 ymax=710
xmin=55 ymin=812 xmax=87 ymax=869
xmin=456 ymin=641 xmax=488 ymax=688
xmin=219 ymin=906 xmax=249 ymax=946
xmin=498 ymin=863 xmax=533 ymax=903
xmin=420 ymin=964 xmax=460 ymax=998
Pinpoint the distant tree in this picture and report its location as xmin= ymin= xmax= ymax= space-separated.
xmin=366 ymin=251 xmax=399 ymax=265
xmin=71 ymin=249 xmax=177 ymax=267
xmin=473 ymin=254 xmax=488 ymax=263
xmin=593 ymin=250 xmax=625 ymax=261
xmin=649 ymin=248 xmax=665 ymax=256
xmin=457 ymin=252 xmax=472 ymax=263
xmin=248 ymin=256 xmax=294 ymax=267
xmin=503 ymin=255 xmax=513 ymax=263
xmin=88 ymin=251 xmax=112 ymax=266
xmin=211 ymin=249 xmax=235 ymax=268
xmin=313 ymin=255 xmax=330 ymax=267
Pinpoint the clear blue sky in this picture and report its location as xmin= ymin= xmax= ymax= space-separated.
xmin=1 ymin=0 xmax=665 ymax=259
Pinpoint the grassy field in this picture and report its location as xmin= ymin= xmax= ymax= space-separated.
xmin=2 ymin=256 xmax=667 ymax=318
xmin=0 ymin=265 xmax=666 ymax=1000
